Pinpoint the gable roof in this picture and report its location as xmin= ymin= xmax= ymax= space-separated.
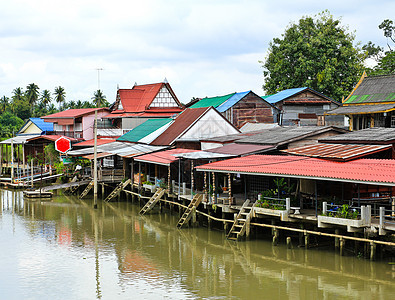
xmin=189 ymin=93 xmax=235 ymax=109
xmin=343 ymin=74 xmax=395 ymax=105
xmin=150 ymin=107 xmax=210 ymax=145
xmin=42 ymin=108 xmax=108 ymax=119
xmin=117 ymin=118 xmax=173 ymax=143
xmin=111 ymin=82 xmax=183 ymax=114
xmin=265 ymin=87 xmax=337 ymax=105
xmin=17 ymin=117 xmax=54 ymax=134
xmin=216 ymin=91 xmax=250 ymax=112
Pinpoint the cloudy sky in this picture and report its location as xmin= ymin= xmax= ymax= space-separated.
xmin=0 ymin=0 xmax=393 ymax=105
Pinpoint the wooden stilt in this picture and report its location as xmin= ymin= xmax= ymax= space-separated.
xmin=305 ymin=233 xmax=309 ymax=249
xmin=272 ymin=228 xmax=279 ymax=246
xmin=340 ymin=238 xmax=345 ymax=256
xmin=370 ymin=242 xmax=376 ymax=261
xmin=287 ymin=237 xmax=292 ymax=249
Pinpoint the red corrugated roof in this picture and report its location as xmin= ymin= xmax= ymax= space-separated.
xmin=104 ymin=110 xmax=181 ymax=119
xmin=113 ymin=83 xmax=182 ymax=114
xmin=281 ymin=143 xmax=392 ymax=161
xmin=134 ymin=148 xmax=200 ymax=165
xmin=26 ymin=135 xmax=78 ymax=142
xmin=196 ymin=155 xmax=395 ymax=185
xmin=42 ymin=108 xmax=108 ymax=119
xmin=73 ymin=139 xmax=116 ymax=147
xmin=150 ymin=107 xmax=210 ymax=145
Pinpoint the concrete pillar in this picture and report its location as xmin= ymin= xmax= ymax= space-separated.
xmin=287 ymin=237 xmax=292 ymax=249
xmin=323 ymin=201 xmax=327 ymax=215
xmin=272 ymin=228 xmax=279 ymax=246
xmin=335 ymin=229 xmax=340 ymax=249
xmin=370 ymin=242 xmax=376 ymax=261
xmin=340 ymin=238 xmax=345 ymax=256
xmin=304 ymin=233 xmax=309 ymax=249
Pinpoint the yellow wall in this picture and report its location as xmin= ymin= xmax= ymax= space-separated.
xmin=22 ymin=123 xmax=41 ymax=134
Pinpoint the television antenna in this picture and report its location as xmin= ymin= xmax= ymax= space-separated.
xmin=96 ymin=68 xmax=104 ymax=90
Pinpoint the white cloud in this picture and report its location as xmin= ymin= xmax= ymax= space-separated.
xmin=0 ymin=0 xmax=394 ymax=105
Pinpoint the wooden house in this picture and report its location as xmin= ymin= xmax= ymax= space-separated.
xmin=101 ymin=81 xmax=184 ymax=137
xmin=325 ymin=74 xmax=395 ymax=130
xmin=187 ymin=91 xmax=278 ymax=128
xmin=265 ymin=87 xmax=343 ymax=127
xmin=17 ymin=118 xmax=54 ymax=136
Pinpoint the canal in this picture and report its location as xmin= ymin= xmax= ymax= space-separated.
xmin=1 ymin=189 xmax=394 ymax=299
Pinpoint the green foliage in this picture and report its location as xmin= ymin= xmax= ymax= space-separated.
xmin=325 ymin=204 xmax=359 ymax=219
xmin=44 ymin=143 xmax=60 ymax=165
xmin=261 ymin=10 xmax=365 ymax=101
xmin=0 ymin=112 xmax=24 ymax=138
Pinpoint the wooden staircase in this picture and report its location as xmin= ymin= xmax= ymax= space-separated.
xmin=227 ymin=200 xmax=254 ymax=241
xmin=176 ymin=193 xmax=203 ymax=229
xmin=104 ymin=179 xmax=131 ymax=202
xmin=79 ymin=180 xmax=94 ymax=199
xmin=139 ymin=188 xmax=165 ymax=215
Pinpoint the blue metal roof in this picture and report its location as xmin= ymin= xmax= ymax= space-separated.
xmin=264 ymin=87 xmax=307 ymax=104
xmin=216 ymin=91 xmax=250 ymax=113
xmin=31 ymin=118 xmax=53 ymax=132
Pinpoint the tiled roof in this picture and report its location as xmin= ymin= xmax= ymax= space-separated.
xmin=42 ymin=108 xmax=108 ymax=119
xmin=114 ymin=82 xmax=182 ymax=113
xmin=117 ymin=119 xmax=172 ymax=143
xmin=134 ymin=148 xmax=200 ymax=166
xmin=190 ymin=93 xmax=235 ymax=108
xmin=281 ymin=143 xmax=392 ymax=161
xmin=195 ymin=155 xmax=395 ymax=185
xmin=150 ymin=107 xmax=209 ymax=145
xmin=344 ymin=74 xmax=395 ymax=104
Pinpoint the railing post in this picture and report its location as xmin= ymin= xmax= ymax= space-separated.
xmin=366 ymin=205 xmax=371 ymax=226
xmin=182 ymin=182 xmax=186 ymax=195
xmin=361 ymin=206 xmax=366 ymax=225
xmin=323 ymin=201 xmax=327 ymax=215
xmin=286 ymin=198 xmax=290 ymax=214
xmin=379 ymin=207 xmax=385 ymax=235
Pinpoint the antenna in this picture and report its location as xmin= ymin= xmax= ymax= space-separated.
xmin=96 ymin=68 xmax=103 ymax=90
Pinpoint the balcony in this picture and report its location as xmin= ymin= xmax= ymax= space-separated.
xmin=47 ymin=131 xmax=83 ymax=139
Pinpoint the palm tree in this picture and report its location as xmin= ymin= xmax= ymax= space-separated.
xmin=76 ymin=100 xmax=83 ymax=108
xmin=26 ymin=83 xmax=40 ymax=108
xmin=92 ymin=89 xmax=106 ymax=108
xmin=40 ymin=89 xmax=52 ymax=109
xmin=12 ymin=87 xmax=24 ymax=102
xmin=54 ymin=86 xmax=66 ymax=110
xmin=0 ymin=96 xmax=9 ymax=113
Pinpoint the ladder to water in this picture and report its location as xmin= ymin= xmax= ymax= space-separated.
xmin=176 ymin=193 xmax=203 ymax=229
xmin=79 ymin=180 xmax=94 ymax=199
xmin=139 ymin=188 xmax=165 ymax=215
xmin=104 ymin=179 xmax=131 ymax=202
xmin=227 ymin=199 xmax=255 ymax=241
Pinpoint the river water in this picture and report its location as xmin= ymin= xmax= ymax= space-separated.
xmin=0 ymin=189 xmax=394 ymax=299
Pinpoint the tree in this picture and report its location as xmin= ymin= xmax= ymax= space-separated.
xmin=0 ymin=96 xmax=9 ymax=113
xmin=365 ymin=19 xmax=394 ymax=76
xmin=261 ymin=11 xmax=366 ymax=101
xmin=54 ymin=86 xmax=66 ymax=110
xmin=26 ymin=83 xmax=40 ymax=108
xmin=40 ymin=89 xmax=52 ymax=109
xmin=92 ymin=89 xmax=107 ymax=107
xmin=12 ymin=87 xmax=24 ymax=102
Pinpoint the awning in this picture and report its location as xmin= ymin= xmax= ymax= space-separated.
xmin=281 ymin=143 xmax=392 ymax=161
xmin=0 ymin=134 xmax=40 ymax=145
xmin=195 ymin=155 xmax=395 ymax=186
xmin=325 ymin=103 xmax=395 ymax=115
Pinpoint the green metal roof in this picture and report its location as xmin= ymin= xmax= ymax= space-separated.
xmin=117 ymin=118 xmax=172 ymax=143
xmin=190 ymin=93 xmax=236 ymax=108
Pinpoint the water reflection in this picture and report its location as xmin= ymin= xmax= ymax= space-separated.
xmin=1 ymin=189 xmax=394 ymax=299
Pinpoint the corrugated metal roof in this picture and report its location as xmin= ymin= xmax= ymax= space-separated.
xmin=281 ymin=143 xmax=392 ymax=161
xmin=150 ymin=107 xmax=209 ymax=145
xmin=134 ymin=148 xmax=200 ymax=166
xmin=173 ymin=151 xmax=235 ymax=159
xmin=208 ymin=143 xmax=274 ymax=155
xmin=264 ymin=87 xmax=307 ymax=104
xmin=189 ymin=93 xmax=235 ymax=108
xmin=344 ymin=74 xmax=395 ymax=104
xmin=117 ymin=119 xmax=172 ymax=143
xmin=216 ymin=91 xmax=250 ymax=112
xmin=320 ymin=128 xmax=395 ymax=144
xmin=239 ymin=123 xmax=279 ymax=132
xmin=30 ymin=118 xmax=54 ymax=132
xmin=236 ymin=126 xmax=347 ymax=146
xmin=73 ymin=139 xmax=116 ymax=147
xmin=325 ymin=103 xmax=395 ymax=115
xmin=42 ymin=108 xmax=108 ymax=119
xmin=195 ymin=155 xmax=395 ymax=186
xmin=0 ymin=134 xmax=40 ymax=144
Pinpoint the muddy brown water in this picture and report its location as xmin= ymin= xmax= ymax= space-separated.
xmin=0 ymin=189 xmax=394 ymax=299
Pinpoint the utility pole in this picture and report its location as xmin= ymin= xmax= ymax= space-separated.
xmin=93 ymin=110 xmax=98 ymax=209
